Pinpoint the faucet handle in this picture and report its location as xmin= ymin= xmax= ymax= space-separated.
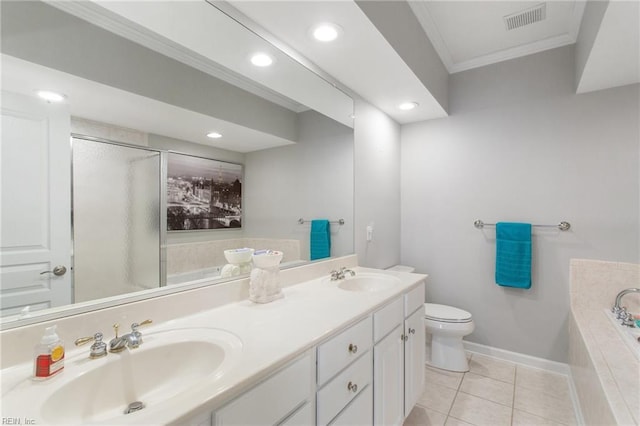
xmin=616 ymin=307 xmax=628 ymax=320
xmin=75 ymin=332 xmax=107 ymax=359
xmin=131 ymin=319 xmax=153 ymax=332
xmin=622 ymin=312 xmax=636 ymax=327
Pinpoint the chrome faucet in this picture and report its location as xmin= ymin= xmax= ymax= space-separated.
xmin=612 ymin=288 xmax=640 ymax=323
xmin=330 ymin=267 xmax=356 ymax=281
xmin=109 ymin=320 xmax=152 ymax=353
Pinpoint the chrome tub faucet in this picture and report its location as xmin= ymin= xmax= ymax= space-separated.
xmin=612 ymin=288 xmax=640 ymax=326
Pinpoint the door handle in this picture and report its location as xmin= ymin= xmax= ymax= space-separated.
xmin=40 ymin=266 xmax=67 ymax=276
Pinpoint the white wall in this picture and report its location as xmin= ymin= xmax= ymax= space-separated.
xmin=244 ymin=110 xmax=354 ymax=260
xmin=400 ymin=46 xmax=639 ymax=362
xmin=354 ymin=98 xmax=401 ymax=269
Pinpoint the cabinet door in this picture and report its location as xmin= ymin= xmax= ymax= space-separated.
xmin=214 ymin=354 xmax=312 ymax=426
xmin=373 ymin=324 xmax=404 ymax=426
xmin=279 ymin=402 xmax=313 ymax=426
xmin=186 ymin=410 xmax=213 ymax=426
xmin=404 ymin=308 xmax=425 ymax=417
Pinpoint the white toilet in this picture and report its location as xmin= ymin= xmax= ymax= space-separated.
xmin=424 ymin=303 xmax=475 ymax=372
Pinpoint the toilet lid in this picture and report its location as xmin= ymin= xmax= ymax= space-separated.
xmin=424 ymin=303 xmax=472 ymax=323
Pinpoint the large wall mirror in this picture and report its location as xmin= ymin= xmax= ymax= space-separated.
xmin=0 ymin=0 xmax=354 ymax=329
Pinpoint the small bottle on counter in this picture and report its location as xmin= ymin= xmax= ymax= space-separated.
xmin=33 ymin=325 xmax=65 ymax=380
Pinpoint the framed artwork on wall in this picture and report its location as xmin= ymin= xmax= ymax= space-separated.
xmin=167 ymin=152 xmax=243 ymax=231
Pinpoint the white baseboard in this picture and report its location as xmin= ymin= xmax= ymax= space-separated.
xmin=567 ymin=368 xmax=586 ymax=426
xmin=462 ymin=341 xmax=570 ymax=375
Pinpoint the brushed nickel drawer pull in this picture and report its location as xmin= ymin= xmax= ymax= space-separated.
xmin=348 ymin=343 xmax=358 ymax=354
xmin=347 ymin=381 xmax=358 ymax=393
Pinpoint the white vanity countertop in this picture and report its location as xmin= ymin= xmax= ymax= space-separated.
xmin=1 ymin=266 xmax=426 ymax=425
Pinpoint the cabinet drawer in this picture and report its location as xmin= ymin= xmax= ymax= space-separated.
xmin=317 ymin=316 xmax=372 ymax=385
xmin=373 ymin=297 xmax=403 ymax=343
xmin=317 ymin=351 xmax=372 ymax=426
xmin=404 ymin=282 xmax=425 ymax=316
xmin=329 ymin=384 xmax=373 ymax=426
xmin=214 ymin=353 xmax=312 ymax=426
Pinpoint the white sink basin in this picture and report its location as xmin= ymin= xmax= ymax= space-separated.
xmin=3 ymin=327 xmax=242 ymax=425
xmin=337 ymin=273 xmax=401 ymax=292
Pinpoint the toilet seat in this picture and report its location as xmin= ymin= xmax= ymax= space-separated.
xmin=424 ymin=303 xmax=472 ymax=323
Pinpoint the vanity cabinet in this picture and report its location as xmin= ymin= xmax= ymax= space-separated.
xmin=206 ymin=281 xmax=425 ymax=426
xmin=373 ymin=282 xmax=426 ymax=425
xmin=213 ymin=352 xmax=314 ymax=426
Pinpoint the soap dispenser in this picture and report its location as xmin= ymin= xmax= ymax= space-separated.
xmin=33 ymin=325 xmax=65 ymax=379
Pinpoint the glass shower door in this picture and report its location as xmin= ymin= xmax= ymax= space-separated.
xmin=72 ymin=137 xmax=162 ymax=303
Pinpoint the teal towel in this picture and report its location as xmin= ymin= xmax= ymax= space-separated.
xmin=495 ymin=222 xmax=532 ymax=289
xmin=310 ymin=219 xmax=331 ymax=260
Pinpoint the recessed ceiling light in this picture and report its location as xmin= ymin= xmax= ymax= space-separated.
xmin=206 ymin=132 xmax=222 ymax=139
xmin=398 ymin=102 xmax=419 ymax=111
xmin=250 ymin=53 xmax=274 ymax=67
xmin=36 ymin=90 xmax=66 ymax=103
xmin=311 ymin=23 xmax=342 ymax=42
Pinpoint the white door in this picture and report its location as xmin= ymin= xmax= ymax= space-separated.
xmin=374 ymin=324 xmax=404 ymax=426
xmin=404 ymin=308 xmax=426 ymax=417
xmin=0 ymin=91 xmax=72 ymax=316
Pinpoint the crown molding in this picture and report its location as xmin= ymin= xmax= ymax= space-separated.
xmin=43 ymin=1 xmax=307 ymax=113
xmin=449 ymin=33 xmax=576 ymax=73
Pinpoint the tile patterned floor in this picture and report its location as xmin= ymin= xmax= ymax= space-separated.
xmin=404 ymin=353 xmax=578 ymax=426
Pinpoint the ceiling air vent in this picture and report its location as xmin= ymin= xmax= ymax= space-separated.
xmin=503 ymin=3 xmax=546 ymax=31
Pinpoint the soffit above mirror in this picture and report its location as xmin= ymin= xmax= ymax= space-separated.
xmin=2 ymin=54 xmax=295 ymax=153
xmin=45 ymin=0 xmax=354 ymax=129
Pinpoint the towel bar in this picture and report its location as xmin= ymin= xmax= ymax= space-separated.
xmin=474 ymin=219 xmax=570 ymax=231
xmin=298 ymin=218 xmax=345 ymax=225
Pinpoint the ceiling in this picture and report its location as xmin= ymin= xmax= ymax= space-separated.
xmin=230 ymin=0 xmax=638 ymax=123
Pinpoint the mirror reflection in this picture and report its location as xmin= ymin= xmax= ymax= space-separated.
xmin=0 ymin=1 xmax=354 ymax=327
